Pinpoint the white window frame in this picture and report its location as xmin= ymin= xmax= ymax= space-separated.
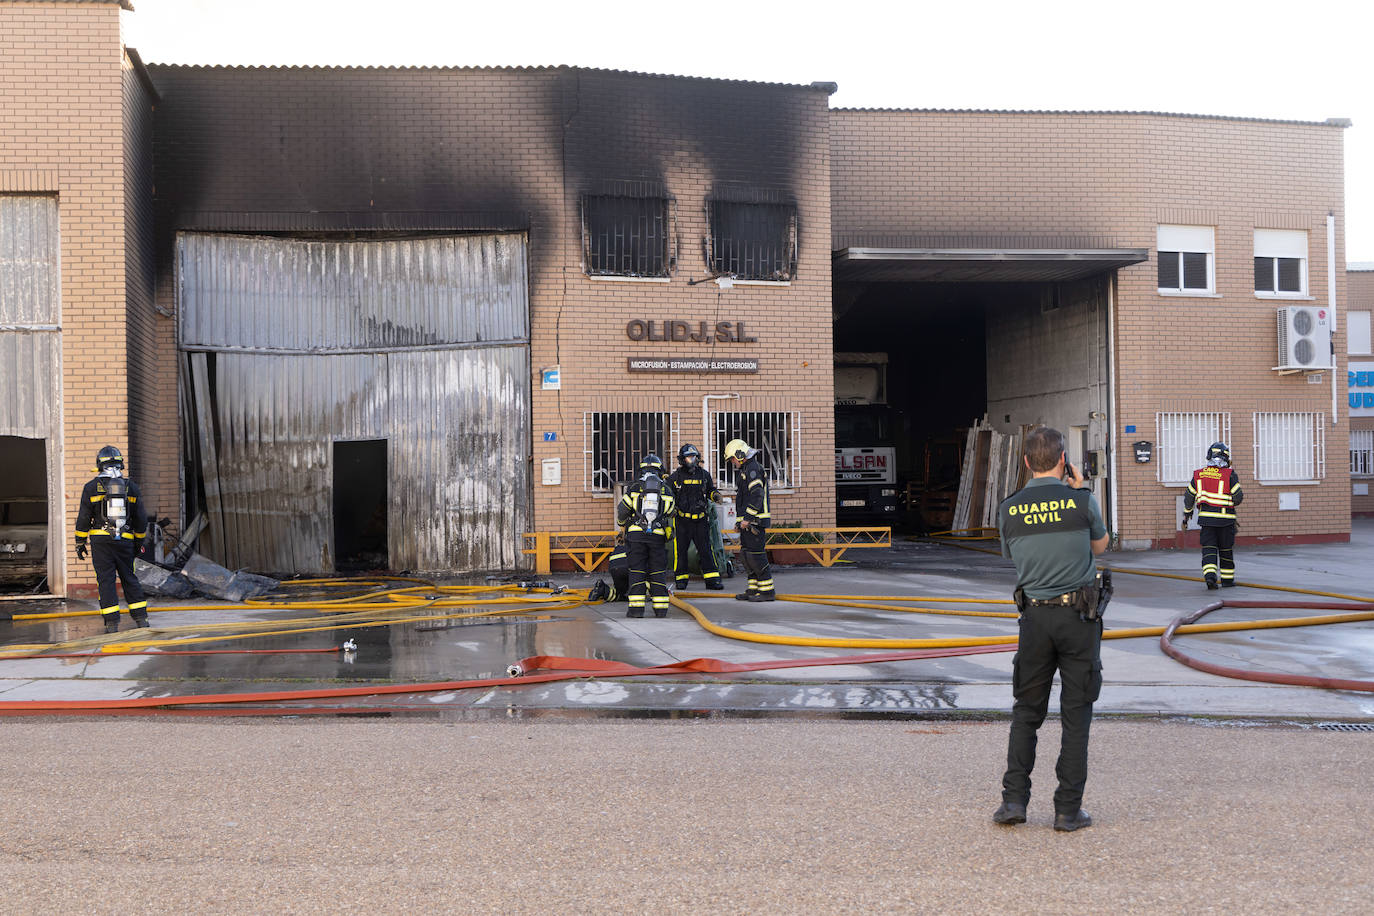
xmin=582 ymin=410 xmax=680 ymax=494
xmin=1348 ymin=310 xmax=1372 ymax=356
xmin=1253 ymin=229 xmax=1309 ymax=299
xmin=1156 ymin=411 xmax=1230 ymax=485
xmin=709 ymin=409 xmax=801 ymax=493
xmin=1253 ymin=411 xmax=1325 ymax=484
xmin=1351 ymin=430 xmax=1374 ymax=478
xmin=1156 ymin=225 xmax=1216 ymax=296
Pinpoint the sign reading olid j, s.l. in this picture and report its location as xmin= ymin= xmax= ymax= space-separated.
xmin=626 ymin=320 xmax=758 ymax=343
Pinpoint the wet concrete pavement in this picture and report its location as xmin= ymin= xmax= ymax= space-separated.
xmin=1 ymin=520 xmax=1372 ymax=720
xmin=2 ymin=718 xmax=1371 ymax=914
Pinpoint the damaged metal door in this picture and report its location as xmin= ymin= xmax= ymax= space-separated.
xmin=178 ymin=232 xmax=531 ymax=575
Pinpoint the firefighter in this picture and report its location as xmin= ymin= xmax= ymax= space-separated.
xmin=668 ymin=443 xmax=724 ymax=591
xmin=1182 ymin=441 xmax=1244 ymax=589
xmin=74 ymin=446 xmax=151 ymax=632
xmin=724 ymin=438 xmax=774 ymax=602
xmin=616 ymin=455 xmax=677 ymax=617
xmin=587 ymin=540 xmax=630 ymax=604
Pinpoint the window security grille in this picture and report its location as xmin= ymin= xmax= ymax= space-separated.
xmin=709 ymin=410 xmax=801 ymax=491
xmin=1255 ymin=257 xmax=1303 ymax=294
xmin=582 ymin=196 xmax=672 ymax=277
xmin=708 ymin=201 xmax=798 ymax=281
xmin=1253 ymin=411 xmax=1325 ymax=481
xmin=583 ymin=411 xmax=679 ymax=493
xmin=1158 ymin=251 xmax=1209 ymax=291
xmin=1156 ymin=412 xmax=1231 ymax=484
xmin=1351 ymin=430 xmax=1374 ymax=477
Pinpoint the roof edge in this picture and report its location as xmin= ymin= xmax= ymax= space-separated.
xmin=832 ymin=107 xmax=1351 ymax=128
xmin=141 ymin=62 xmax=836 ymax=92
xmin=123 ymin=46 xmax=160 ymax=103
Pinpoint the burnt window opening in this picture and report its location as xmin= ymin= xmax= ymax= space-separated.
xmin=582 ymin=195 xmax=673 ymax=278
xmin=708 ymin=201 xmax=798 ymax=282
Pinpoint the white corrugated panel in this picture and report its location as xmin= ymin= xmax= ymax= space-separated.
xmin=0 ymin=196 xmax=60 ymax=439
xmin=178 ymin=233 xmax=528 ymax=351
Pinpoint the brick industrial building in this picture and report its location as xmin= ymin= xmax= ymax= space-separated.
xmin=0 ymin=0 xmax=1361 ymax=593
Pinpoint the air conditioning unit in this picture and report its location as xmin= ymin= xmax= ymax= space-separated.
xmin=1275 ymin=306 xmax=1332 ymax=370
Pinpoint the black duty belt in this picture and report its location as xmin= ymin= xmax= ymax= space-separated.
xmin=1026 ymin=591 xmax=1079 ymax=607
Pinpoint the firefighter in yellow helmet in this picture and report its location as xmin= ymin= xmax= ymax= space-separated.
xmin=615 ymin=455 xmax=678 ymax=617
xmin=724 ymin=438 xmax=773 ymax=601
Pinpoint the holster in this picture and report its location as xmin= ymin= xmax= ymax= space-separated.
xmin=1081 ymin=568 xmax=1113 ymax=621
xmin=1013 ymin=587 xmax=1027 ymax=613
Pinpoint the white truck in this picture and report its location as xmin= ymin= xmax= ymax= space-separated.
xmin=834 ymin=353 xmax=901 ymax=523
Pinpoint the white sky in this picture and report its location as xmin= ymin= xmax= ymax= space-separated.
xmin=122 ymin=0 xmax=1372 ymax=263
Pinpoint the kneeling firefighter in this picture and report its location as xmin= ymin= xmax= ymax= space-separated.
xmin=668 ymin=443 xmax=724 ymax=590
xmin=1182 ymin=441 xmax=1244 ymax=589
xmin=616 ymin=456 xmax=678 ymax=618
xmin=74 ymin=446 xmax=150 ymax=633
xmin=725 ymin=438 xmax=773 ymax=602
xmin=587 ymin=540 xmax=630 ymax=604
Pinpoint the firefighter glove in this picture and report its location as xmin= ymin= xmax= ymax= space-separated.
xmin=76 ymin=541 xmax=88 ymax=560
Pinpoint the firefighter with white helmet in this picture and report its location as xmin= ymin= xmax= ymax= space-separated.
xmin=724 ymin=438 xmax=774 ymax=602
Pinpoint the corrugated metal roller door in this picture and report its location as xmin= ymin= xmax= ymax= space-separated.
xmin=178 ymin=233 xmax=530 ymax=575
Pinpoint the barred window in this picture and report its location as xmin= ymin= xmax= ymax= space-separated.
xmin=708 ymin=201 xmax=798 ymax=281
xmin=583 ymin=411 xmax=679 ymax=493
xmin=582 ymin=195 xmax=672 ymax=278
xmin=1156 ymin=411 xmax=1231 ymax=485
xmin=709 ymin=410 xmax=801 ymax=491
xmin=1254 ymin=411 xmax=1325 ymax=482
xmin=1351 ymin=430 xmax=1374 ymax=477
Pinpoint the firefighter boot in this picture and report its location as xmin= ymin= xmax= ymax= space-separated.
xmin=705 ymin=577 xmax=724 ymax=590
xmin=745 ymin=590 xmax=776 ymax=603
xmin=102 ymin=612 xmax=120 ymax=634
xmin=588 ymin=580 xmax=610 ymax=603
xmin=735 ymin=590 xmax=757 ymax=601
xmin=1205 ymin=574 xmax=1219 ymax=590
xmin=132 ymin=613 xmax=151 ymax=628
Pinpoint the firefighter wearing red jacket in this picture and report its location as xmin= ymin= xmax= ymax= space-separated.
xmin=1182 ymin=441 xmax=1244 ymax=589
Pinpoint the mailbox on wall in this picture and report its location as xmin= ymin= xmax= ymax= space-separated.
xmin=1133 ymin=441 xmax=1153 ymax=464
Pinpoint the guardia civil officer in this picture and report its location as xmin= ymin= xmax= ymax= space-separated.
xmin=1182 ymin=441 xmax=1244 ymax=589
xmin=668 ymin=443 xmax=725 ymax=590
xmin=993 ymin=427 xmax=1108 ymax=833
xmin=616 ymin=456 xmax=678 ymax=617
xmin=74 ymin=446 xmax=151 ymax=633
xmin=724 ymin=438 xmax=773 ymax=602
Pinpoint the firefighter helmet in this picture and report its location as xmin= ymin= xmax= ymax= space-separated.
xmin=638 ymin=454 xmax=664 ymax=475
xmin=94 ymin=445 xmax=124 ymax=472
xmin=723 ymin=439 xmax=751 ymax=463
xmin=677 ymin=443 xmax=700 ymax=467
xmin=1206 ymin=441 xmax=1231 ymax=468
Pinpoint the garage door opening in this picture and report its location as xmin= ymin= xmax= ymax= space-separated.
xmin=333 ymin=439 xmax=389 ymax=572
xmin=833 ymin=277 xmax=1114 ymax=534
xmin=0 ymin=436 xmax=49 ymax=594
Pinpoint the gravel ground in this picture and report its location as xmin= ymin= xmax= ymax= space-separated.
xmin=2 ymin=718 xmax=1371 ymax=914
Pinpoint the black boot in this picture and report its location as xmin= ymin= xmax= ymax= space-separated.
xmin=705 ymin=579 xmax=724 ymax=591
xmin=102 ymin=613 xmax=120 ymax=634
xmin=1205 ymin=574 xmax=1219 ymax=590
xmin=588 ymin=580 xmax=609 ymax=603
xmin=626 ymin=607 xmax=645 ymax=618
xmin=735 ymin=590 xmax=757 ymax=601
xmin=1053 ymin=809 xmax=1093 ymax=832
xmin=745 ymin=590 xmax=776 ymax=602
xmin=132 ymin=615 xmax=150 ymax=628
xmin=1220 ymin=578 xmax=1236 ymax=588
